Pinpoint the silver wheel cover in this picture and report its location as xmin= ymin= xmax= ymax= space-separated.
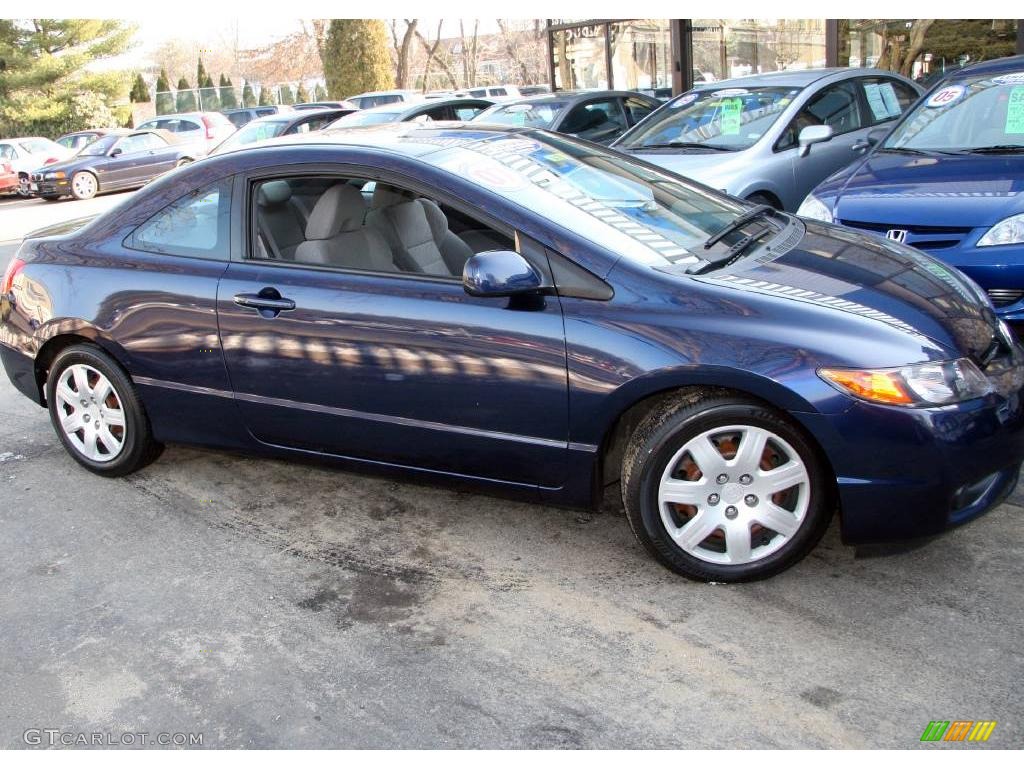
xmin=657 ymin=424 xmax=810 ymax=565
xmin=54 ymin=364 xmax=127 ymax=462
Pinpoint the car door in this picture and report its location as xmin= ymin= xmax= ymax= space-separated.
xmin=774 ymin=79 xmax=868 ymax=209
xmin=216 ymin=168 xmax=570 ymax=489
xmin=135 ymin=132 xmax=178 ymax=181
xmin=98 ymin=134 xmax=147 ymax=188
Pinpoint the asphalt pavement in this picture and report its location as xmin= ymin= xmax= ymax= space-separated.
xmin=0 ymin=193 xmax=1022 ymax=748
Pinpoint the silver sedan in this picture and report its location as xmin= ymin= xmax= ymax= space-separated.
xmin=613 ymin=68 xmax=923 ymax=211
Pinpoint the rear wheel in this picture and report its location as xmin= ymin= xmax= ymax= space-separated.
xmin=70 ymin=171 xmax=97 ymax=200
xmin=17 ymin=173 xmax=31 ymax=198
xmin=45 ymin=344 xmax=162 ymax=477
xmin=621 ymin=392 xmax=833 ymax=582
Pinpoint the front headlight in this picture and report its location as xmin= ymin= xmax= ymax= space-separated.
xmin=977 ymin=213 xmax=1024 ymax=247
xmin=796 ymin=194 xmax=833 ymax=223
xmin=819 ymin=359 xmax=990 ymax=406
xmin=44 ymin=171 xmax=66 ymax=180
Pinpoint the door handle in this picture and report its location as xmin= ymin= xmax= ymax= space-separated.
xmin=233 ymin=291 xmax=296 ymax=313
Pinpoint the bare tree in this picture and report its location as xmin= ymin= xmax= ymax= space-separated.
xmin=390 ymin=19 xmax=419 ymax=89
xmin=415 ymin=20 xmax=459 ymax=91
xmin=459 ymin=19 xmax=479 ymax=88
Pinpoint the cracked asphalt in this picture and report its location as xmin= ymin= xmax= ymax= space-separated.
xmin=1 ymin=198 xmax=1022 ymax=748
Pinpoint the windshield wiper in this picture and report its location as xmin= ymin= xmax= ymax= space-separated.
xmin=693 ymin=225 xmax=775 ymax=275
xmin=961 ymin=145 xmax=1024 ymax=154
xmin=628 ymin=141 xmax=733 ymax=152
xmin=702 ymin=204 xmax=775 ymax=250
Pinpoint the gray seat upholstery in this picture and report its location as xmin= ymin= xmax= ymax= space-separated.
xmin=256 ymin=180 xmax=307 ymax=261
xmin=294 ymin=184 xmax=395 ymax=272
xmin=366 ymin=185 xmax=474 ymax=276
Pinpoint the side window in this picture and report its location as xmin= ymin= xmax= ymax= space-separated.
xmin=226 ymin=112 xmax=249 ymax=128
xmin=776 ymin=81 xmax=863 ymax=151
xmin=250 ymin=176 xmax=513 ymax=278
xmin=624 ymin=97 xmax=656 ymax=125
xmin=0 ymin=144 xmax=16 ymax=160
xmin=114 ymin=134 xmax=148 ymax=154
xmin=860 ymin=77 xmax=919 ymax=126
xmin=561 ymin=98 xmax=628 ymax=139
xmin=453 ymin=104 xmax=487 ymax=121
xmin=422 ymin=105 xmax=452 ymax=121
xmin=490 ymin=88 xmax=507 ymax=97
xmin=129 ymin=179 xmax=231 ymax=259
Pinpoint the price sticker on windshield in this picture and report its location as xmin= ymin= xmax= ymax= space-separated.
xmin=719 ymin=98 xmax=742 ymax=135
xmin=1006 ymin=87 xmax=1024 ymax=134
xmin=925 ymin=85 xmax=966 ymax=108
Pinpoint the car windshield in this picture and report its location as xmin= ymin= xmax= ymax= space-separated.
xmin=430 ymin=131 xmax=757 ymax=270
xmin=475 ymin=101 xmax=568 ymax=129
xmin=332 ymin=109 xmax=404 ymax=127
xmin=19 ymin=138 xmax=59 ymax=154
xmin=884 ymin=71 xmax=1024 ymax=153
xmin=617 ymin=86 xmax=802 ymax=151
xmin=79 ymin=135 xmax=119 ymax=156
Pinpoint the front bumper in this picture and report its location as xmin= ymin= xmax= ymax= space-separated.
xmin=795 ymin=368 xmax=1024 ymax=544
xmin=30 ymin=175 xmax=70 ymax=197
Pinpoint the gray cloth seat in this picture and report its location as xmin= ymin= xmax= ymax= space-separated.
xmin=256 ymin=180 xmax=307 ymax=261
xmin=294 ymin=184 xmax=395 ymax=272
xmin=365 ymin=185 xmax=474 ymax=276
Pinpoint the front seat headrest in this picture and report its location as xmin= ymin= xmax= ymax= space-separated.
xmin=305 ymin=184 xmax=367 ymax=241
xmin=257 ymin=179 xmax=292 ymax=207
xmin=372 ymin=183 xmax=415 ymax=210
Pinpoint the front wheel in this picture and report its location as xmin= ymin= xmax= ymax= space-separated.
xmin=45 ymin=344 xmax=163 ymax=477
xmin=621 ymin=392 xmax=833 ymax=582
xmin=17 ymin=174 xmax=32 ymax=198
xmin=70 ymin=171 xmax=97 ymax=200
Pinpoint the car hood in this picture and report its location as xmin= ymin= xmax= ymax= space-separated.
xmin=819 ymin=151 xmax=1024 ymax=228
xmin=695 ymin=219 xmax=1003 ymax=361
xmin=38 ymin=156 xmax=100 ymax=174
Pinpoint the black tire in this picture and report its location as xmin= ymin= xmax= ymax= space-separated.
xmin=45 ymin=344 xmax=163 ymax=477
xmin=175 ymin=158 xmax=192 ymax=168
xmin=70 ymin=171 xmax=97 ymax=200
xmin=621 ymin=390 xmax=833 ymax=582
xmin=17 ymin=174 xmax=31 ymax=198
xmin=41 ymin=194 xmax=63 ymax=202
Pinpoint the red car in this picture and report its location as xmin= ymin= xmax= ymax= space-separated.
xmin=0 ymin=160 xmax=19 ymax=194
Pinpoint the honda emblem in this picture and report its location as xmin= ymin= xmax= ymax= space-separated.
xmin=886 ymin=229 xmax=908 ymax=243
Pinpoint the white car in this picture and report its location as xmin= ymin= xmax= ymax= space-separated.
xmin=135 ymin=112 xmax=236 ymax=155
xmin=0 ymin=137 xmax=73 ymax=197
xmin=459 ymin=85 xmax=523 ymax=100
xmin=346 ymin=90 xmax=423 ymax=109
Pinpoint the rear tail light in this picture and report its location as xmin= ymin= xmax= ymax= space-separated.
xmin=2 ymin=257 xmax=25 ymax=295
xmin=201 ymin=115 xmax=216 ymax=140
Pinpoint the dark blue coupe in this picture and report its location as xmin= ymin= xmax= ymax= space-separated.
xmin=2 ymin=123 xmax=1023 ymax=581
xmin=800 ymin=55 xmax=1024 ymax=327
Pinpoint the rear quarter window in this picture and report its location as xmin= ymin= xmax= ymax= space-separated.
xmin=127 ymin=178 xmax=232 ymax=260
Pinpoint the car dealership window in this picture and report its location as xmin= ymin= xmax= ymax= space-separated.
xmin=129 ymin=179 xmax=231 ymax=260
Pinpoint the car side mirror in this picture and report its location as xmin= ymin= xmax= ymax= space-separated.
xmin=109 ymin=147 xmax=123 ymax=157
xmin=463 ymin=250 xmax=546 ymax=298
xmin=852 ymin=127 xmax=890 ymax=152
xmin=797 ymin=125 xmax=833 ymax=158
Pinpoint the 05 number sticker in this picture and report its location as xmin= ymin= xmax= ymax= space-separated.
xmin=925 ymin=85 xmax=966 ymax=108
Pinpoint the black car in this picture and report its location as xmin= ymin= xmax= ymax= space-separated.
xmin=473 ymin=90 xmax=661 ymax=144
xmin=293 ymin=101 xmax=356 ymax=111
xmin=222 ymin=106 xmax=291 ymax=129
xmin=211 ymin=108 xmax=355 ymax=155
xmin=31 ymin=129 xmax=200 ymax=201
xmin=328 ymin=98 xmax=494 ymax=128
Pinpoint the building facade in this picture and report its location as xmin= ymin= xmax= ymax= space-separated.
xmin=547 ymin=19 xmax=1024 ymax=94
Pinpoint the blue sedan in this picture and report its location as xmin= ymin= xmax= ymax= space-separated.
xmin=2 ymin=123 xmax=1023 ymax=581
xmin=799 ymin=55 xmax=1024 ymax=326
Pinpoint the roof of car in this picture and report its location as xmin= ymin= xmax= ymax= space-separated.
xmin=690 ymin=67 xmax=890 ymax=90
xmin=949 ymin=54 xmax=1024 ymax=77
xmin=492 ymin=90 xmax=655 ymax=107
xmin=245 ymin=108 xmax=350 ymax=125
xmin=257 ymin=121 xmax=525 ymax=158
